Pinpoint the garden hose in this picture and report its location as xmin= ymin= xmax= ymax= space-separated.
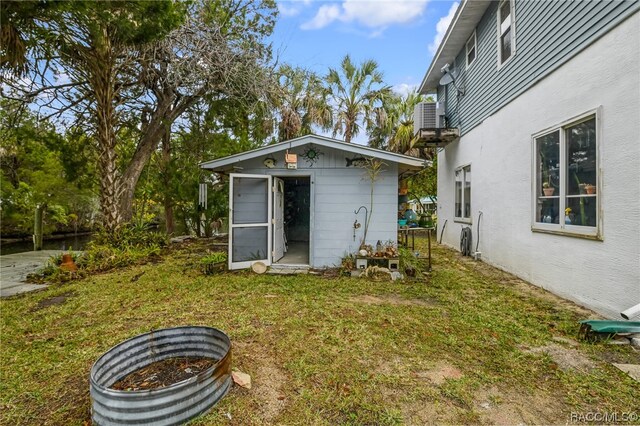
xmin=475 ymin=211 xmax=483 ymax=253
xmin=439 ymin=219 xmax=447 ymax=244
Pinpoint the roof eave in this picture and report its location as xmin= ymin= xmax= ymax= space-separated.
xmin=418 ymin=0 xmax=492 ymax=94
xmin=200 ymin=134 xmax=427 ymax=171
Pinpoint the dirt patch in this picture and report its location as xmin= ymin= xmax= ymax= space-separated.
xmin=474 ymin=385 xmax=569 ymax=425
xmin=350 ymin=294 xmax=436 ymax=308
xmin=33 ymin=291 xmax=77 ymax=311
xmin=523 ymin=343 xmax=596 ymax=372
xmin=414 ymin=362 xmax=464 ymax=385
xmin=111 ymin=357 xmax=216 ymax=391
xmin=232 ymin=340 xmax=288 ymax=422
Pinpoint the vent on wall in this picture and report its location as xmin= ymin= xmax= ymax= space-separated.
xmin=413 ymin=101 xmax=446 ymax=134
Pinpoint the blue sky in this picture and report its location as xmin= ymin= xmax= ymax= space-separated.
xmin=270 ymin=0 xmax=459 ymax=96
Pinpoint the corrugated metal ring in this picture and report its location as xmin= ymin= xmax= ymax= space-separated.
xmin=90 ymin=326 xmax=232 ymax=426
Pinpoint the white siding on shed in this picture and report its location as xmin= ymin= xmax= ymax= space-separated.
xmin=226 ymin=145 xmax=400 ymax=268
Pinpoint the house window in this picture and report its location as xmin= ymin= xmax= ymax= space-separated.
xmin=497 ymin=0 xmax=514 ymax=65
xmin=466 ymin=31 xmax=476 ymax=68
xmin=533 ymin=114 xmax=598 ymax=237
xmin=455 ymin=165 xmax=471 ymax=221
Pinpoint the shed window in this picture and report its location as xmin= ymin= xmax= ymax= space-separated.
xmin=533 ymin=114 xmax=598 ymax=238
xmin=466 ymin=31 xmax=477 ymax=68
xmin=498 ymin=0 xmax=515 ymax=65
xmin=455 ymin=165 xmax=471 ymax=221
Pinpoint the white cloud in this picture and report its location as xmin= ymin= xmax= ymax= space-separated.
xmin=428 ymin=2 xmax=458 ymax=54
xmin=278 ymin=2 xmax=302 ymax=17
xmin=392 ymin=83 xmax=417 ymax=97
xmin=302 ymin=0 xmax=429 ymax=32
xmin=301 ymin=4 xmax=341 ymax=30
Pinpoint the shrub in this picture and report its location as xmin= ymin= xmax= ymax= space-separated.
xmin=76 ymin=225 xmax=166 ymax=273
xmin=200 ymin=252 xmax=227 ymax=275
xmin=200 ymin=252 xmax=227 ymax=265
xmin=398 ymin=247 xmax=425 ymax=277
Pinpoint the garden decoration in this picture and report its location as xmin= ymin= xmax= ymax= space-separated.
xmin=301 ymin=145 xmax=323 ymax=166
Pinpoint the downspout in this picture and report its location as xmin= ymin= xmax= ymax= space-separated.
xmin=621 ymin=303 xmax=640 ymax=320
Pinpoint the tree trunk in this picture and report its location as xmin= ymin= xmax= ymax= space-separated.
xmin=161 ymin=126 xmax=174 ymax=235
xmin=118 ymin=92 xmax=195 ymax=222
xmin=91 ymin=40 xmax=122 ymax=232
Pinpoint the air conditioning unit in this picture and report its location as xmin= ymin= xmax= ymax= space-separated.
xmin=413 ymin=101 xmax=446 ymax=134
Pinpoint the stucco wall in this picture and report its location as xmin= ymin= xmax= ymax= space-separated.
xmin=437 ymin=13 xmax=640 ymax=318
xmin=233 ymin=145 xmax=399 ymax=268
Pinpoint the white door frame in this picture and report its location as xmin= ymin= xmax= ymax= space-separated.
xmin=228 ymin=173 xmax=272 ymax=270
xmin=272 ymin=173 xmax=313 ymax=266
xmin=272 ymin=177 xmax=285 ymax=263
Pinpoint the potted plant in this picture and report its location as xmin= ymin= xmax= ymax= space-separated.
xmin=543 ymin=182 xmax=555 ymax=196
xmin=584 ymin=184 xmax=596 ymax=195
xmin=200 ymin=252 xmax=227 ymax=275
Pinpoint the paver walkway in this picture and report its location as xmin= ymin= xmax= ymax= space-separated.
xmin=0 ymin=250 xmax=65 ymax=297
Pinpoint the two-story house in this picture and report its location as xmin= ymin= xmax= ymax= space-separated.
xmin=416 ymin=0 xmax=639 ymax=318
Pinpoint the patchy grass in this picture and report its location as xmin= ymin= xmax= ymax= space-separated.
xmin=1 ymin=238 xmax=638 ymax=425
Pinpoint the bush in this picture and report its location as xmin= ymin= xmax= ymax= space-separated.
xmin=200 ymin=252 xmax=227 ymax=265
xmin=31 ymin=251 xmax=84 ymax=283
xmin=77 ymin=225 xmax=167 ymax=273
xmin=200 ymin=252 xmax=227 ymax=275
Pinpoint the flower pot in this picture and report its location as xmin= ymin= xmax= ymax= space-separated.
xmin=543 ymin=187 xmax=555 ymax=196
xmin=60 ymin=254 xmax=77 ymax=272
xmin=585 ymin=185 xmax=596 ymax=195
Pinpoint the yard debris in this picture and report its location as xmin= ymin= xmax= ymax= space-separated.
xmin=360 ymin=266 xmax=392 ymax=281
xmin=612 ymin=364 xmax=640 ymax=382
xmin=232 ymin=370 xmax=252 ymax=389
xmin=111 ymin=357 xmax=215 ymax=391
xmin=251 ymin=262 xmax=267 ymax=274
xmin=170 ymin=235 xmax=194 ymax=244
xmin=130 ymin=271 xmax=145 ymax=282
xmin=608 ymin=336 xmax=630 ymax=345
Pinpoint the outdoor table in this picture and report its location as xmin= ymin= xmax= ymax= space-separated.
xmin=398 ymin=226 xmax=435 ymax=271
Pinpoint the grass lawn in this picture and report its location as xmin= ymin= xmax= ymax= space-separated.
xmin=1 ymin=237 xmax=639 ymax=425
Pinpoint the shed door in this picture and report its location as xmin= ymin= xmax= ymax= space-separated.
xmin=272 ymin=177 xmax=285 ymax=262
xmin=229 ymin=174 xmax=272 ymax=270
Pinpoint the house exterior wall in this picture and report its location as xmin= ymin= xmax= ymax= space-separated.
xmin=233 ymin=145 xmax=399 ymax=268
xmin=439 ymin=0 xmax=639 ymax=135
xmin=437 ymin=13 xmax=640 ymax=318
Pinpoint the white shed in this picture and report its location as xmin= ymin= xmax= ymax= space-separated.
xmin=200 ymin=135 xmax=425 ymax=270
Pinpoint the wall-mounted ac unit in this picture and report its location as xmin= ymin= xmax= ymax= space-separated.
xmin=413 ymin=101 xmax=446 ymax=134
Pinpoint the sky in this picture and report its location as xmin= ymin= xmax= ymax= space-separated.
xmin=270 ymin=0 xmax=459 ymax=97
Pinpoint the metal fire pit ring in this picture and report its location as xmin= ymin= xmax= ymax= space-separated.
xmin=90 ymin=326 xmax=232 ymax=426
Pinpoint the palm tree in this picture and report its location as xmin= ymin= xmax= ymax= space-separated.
xmin=374 ymin=91 xmax=434 ymax=155
xmin=275 ymin=64 xmax=332 ymax=141
xmin=325 ymin=55 xmax=391 ymax=143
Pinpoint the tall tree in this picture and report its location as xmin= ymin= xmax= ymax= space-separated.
xmin=275 ymin=64 xmax=332 ymax=141
xmin=3 ymin=0 xmax=277 ymax=231
xmin=120 ymin=0 xmax=277 ymax=223
xmin=325 ymin=55 xmax=391 ymax=143
xmin=2 ymin=1 xmax=186 ymax=231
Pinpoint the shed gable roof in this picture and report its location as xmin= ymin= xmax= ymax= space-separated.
xmin=200 ymin=134 xmax=427 ymax=171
